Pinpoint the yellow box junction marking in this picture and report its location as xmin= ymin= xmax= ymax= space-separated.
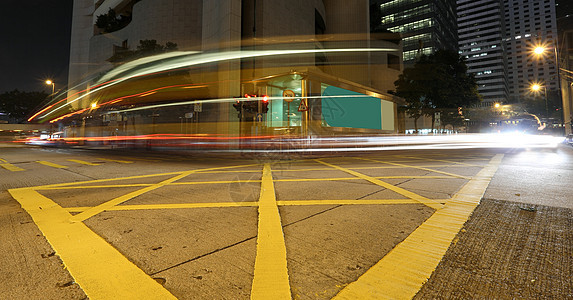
xmin=0 ymin=158 xmax=24 ymax=171
xmin=251 ymin=163 xmax=291 ymax=300
xmin=358 ymin=157 xmax=471 ymax=180
xmin=7 ymin=154 xmax=502 ymax=299
xmin=333 ymin=154 xmax=504 ymax=300
xmin=68 ymin=159 xmax=100 ymax=166
xmin=37 ymin=160 xmax=68 ymax=169
xmin=97 ymin=157 xmax=134 ymax=164
xmin=69 ymin=171 xmax=196 ymax=222
xmin=397 ymin=155 xmax=481 ymax=167
xmin=316 ymin=159 xmax=445 ymax=210
xmin=8 ymin=188 xmax=177 ymax=300
xmin=7 ymin=162 xmax=260 ymax=300
xmin=69 ymin=163 xmax=260 ymax=223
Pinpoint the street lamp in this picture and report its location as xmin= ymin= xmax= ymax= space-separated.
xmin=45 ymin=80 xmax=55 ymax=95
xmin=530 ymin=83 xmax=548 ymax=117
xmin=533 ymin=46 xmax=545 ymax=55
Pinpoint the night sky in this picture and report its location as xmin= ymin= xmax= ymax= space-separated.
xmin=0 ymin=1 xmax=73 ymax=94
xmin=0 ymin=1 xmax=571 ymax=95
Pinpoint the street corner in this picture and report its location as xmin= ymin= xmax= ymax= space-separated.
xmin=5 ymin=153 xmax=504 ymax=299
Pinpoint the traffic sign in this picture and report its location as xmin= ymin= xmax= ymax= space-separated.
xmin=283 ymin=90 xmax=295 ymax=103
xmin=297 ymin=99 xmax=308 ymax=112
xmin=255 ymin=113 xmax=264 ymax=122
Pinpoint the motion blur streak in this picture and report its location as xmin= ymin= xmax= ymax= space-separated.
xmin=24 ymin=133 xmax=564 ymax=152
xmin=111 ymin=95 xmax=366 ymax=114
xmin=48 ymin=83 xmax=208 ymax=123
xmin=37 ymin=48 xmax=396 ymax=120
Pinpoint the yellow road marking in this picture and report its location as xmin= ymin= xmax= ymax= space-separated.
xmin=33 ymin=171 xmax=197 ymax=189
xmin=40 ymin=184 xmax=153 ymax=190
xmin=316 ymin=160 xmax=444 ymax=210
xmin=277 ymin=199 xmax=423 ymax=206
xmin=195 ymin=169 xmax=263 ymax=173
xmin=68 ymin=159 xmax=100 ymax=166
xmin=333 ymin=154 xmax=504 ymax=300
xmin=359 ymin=157 xmax=471 ymax=179
xmin=8 ymin=188 xmax=176 ymax=299
xmin=68 ymin=163 xmax=260 ymax=222
xmin=273 ymin=176 xmax=454 ymax=183
xmin=96 ymin=157 xmax=134 ymax=164
xmin=37 ymin=161 xmax=68 ymax=169
xmin=1 ymin=164 xmax=25 ymax=171
xmin=64 ymin=199 xmax=443 ymax=213
xmin=116 ymin=156 xmax=161 ymax=162
xmin=397 ymin=155 xmax=481 ymax=167
xmin=194 ymin=165 xmax=473 ymax=174
xmin=251 ymin=164 xmax=291 ymax=300
xmin=31 ymin=163 xmax=260 ymax=190
xmin=69 ymin=170 xmax=196 ymax=222
xmin=66 ymin=202 xmax=260 ymax=212
xmin=0 ymin=158 xmax=25 ymax=171
xmin=35 ymin=176 xmax=452 ymax=191
xmin=172 ymin=179 xmax=262 ymax=185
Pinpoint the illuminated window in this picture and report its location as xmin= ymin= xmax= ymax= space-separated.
xmin=387 ymin=18 xmax=433 ymax=33
xmin=380 ymin=0 xmax=422 ymax=11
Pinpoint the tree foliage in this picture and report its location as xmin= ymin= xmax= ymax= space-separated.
xmin=108 ymin=40 xmax=179 ymax=63
xmin=95 ymin=8 xmax=132 ymax=33
xmin=0 ymin=90 xmax=49 ymax=123
xmin=394 ymin=49 xmax=481 ymax=131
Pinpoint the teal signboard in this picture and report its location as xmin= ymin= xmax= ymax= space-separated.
xmin=322 ymin=86 xmax=382 ymax=130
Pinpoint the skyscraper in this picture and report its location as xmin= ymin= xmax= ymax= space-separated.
xmin=370 ymin=0 xmax=458 ymax=63
xmin=457 ymin=0 xmax=558 ymax=107
xmin=504 ymin=0 xmax=558 ymax=103
xmin=457 ymin=0 xmax=509 ymax=105
xmin=556 ymin=0 xmax=573 ymax=134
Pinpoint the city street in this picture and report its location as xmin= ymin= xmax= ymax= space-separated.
xmin=0 ymin=143 xmax=571 ymax=299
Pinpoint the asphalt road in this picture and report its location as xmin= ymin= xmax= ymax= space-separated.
xmin=0 ymin=143 xmax=571 ymax=299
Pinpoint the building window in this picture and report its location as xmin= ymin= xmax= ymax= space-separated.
xmin=387 ymin=54 xmax=400 ymax=70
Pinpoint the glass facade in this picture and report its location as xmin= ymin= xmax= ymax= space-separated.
xmin=371 ymin=0 xmax=458 ymax=63
xmin=246 ymin=73 xmax=397 ymax=135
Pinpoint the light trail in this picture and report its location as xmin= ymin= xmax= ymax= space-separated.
xmin=35 ymin=47 xmax=397 ymax=120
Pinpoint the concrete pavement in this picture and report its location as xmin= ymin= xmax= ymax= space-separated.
xmin=0 ymin=144 xmax=571 ymax=299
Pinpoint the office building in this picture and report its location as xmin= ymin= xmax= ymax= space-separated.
xmin=60 ymin=0 xmax=405 ymax=139
xmin=504 ymin=0 xmax=558 ymax=102
xmin=556 ymin=0 xmax=573 ymax=133
xmin=370 ymin=0 xmax=458 ymax=62
xmin=457 ymin=0 xmax=509 ymax=105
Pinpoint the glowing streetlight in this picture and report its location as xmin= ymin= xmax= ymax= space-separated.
xmin=530 ymin=83 xmax=548 ymax=116
xmin=45 ymin=80 xmax=55 ymax=95
xmin=91 ymin=103 xmax=97 ymax=109
xmin=494 ymin=103 xmax=501 ymax=108
xmin=533 ymin=46 xmax=545 ymax=55
xmin=530 ymin=83 xmax=542 ymax=91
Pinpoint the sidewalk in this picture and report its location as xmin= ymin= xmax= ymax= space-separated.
xmin=415 ymin=198 xmax=573 ymax=299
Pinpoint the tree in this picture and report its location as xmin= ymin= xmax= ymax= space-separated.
xmin=108 ymin=40 xmax=178 ymax=63
xmin=394 ymin=49 xmax=481 ymax=132
xmin=95 ymin=8 xmax=131 ymax=34
xmin=0 ymin=90 xmax=49 ymax=123
xmin=394 ymin=61 xmax=432 ymax=132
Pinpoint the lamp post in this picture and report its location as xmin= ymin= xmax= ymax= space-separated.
xmin=530 ymin=83 xmax=548 ymax=117
xmin=45 ymin=80 xmax=55 ymax=97
xmin=532 ymin=44 xmax=560 ymax=121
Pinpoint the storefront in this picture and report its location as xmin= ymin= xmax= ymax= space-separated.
xmin=240 ymin=71 xmax=403 ymax=137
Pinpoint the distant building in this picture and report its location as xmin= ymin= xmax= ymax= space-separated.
xmin=556 ymin=0 xmax=573 ymax=134
xmin=504 ymin=0 xmax=559 ymax=102
xmin=457 ymin=0 xmax=509 ymax=105
xmin=370 ymin=0 xmax=458 ymax=63
xmin=60 ymin=0 xmax=405 ymax=139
